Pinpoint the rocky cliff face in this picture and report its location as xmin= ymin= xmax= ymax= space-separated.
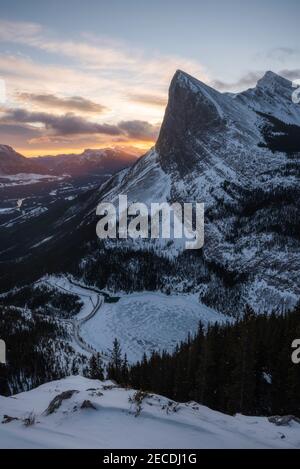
xmin=91 ymin=70 xmax=300 ymax=313
xmin=156 ymin=70 xmax=227 ymax=176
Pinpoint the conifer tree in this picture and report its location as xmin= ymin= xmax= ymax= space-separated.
xmin=89 ymin=353 xmax=104 ymax=380
xmin=124 ymin=302 xmax=300 ymax=417
xmin=121 ymin=353 xmax=129 ymax=385
xmin=107 ymin=338 xmax=123 ymax=382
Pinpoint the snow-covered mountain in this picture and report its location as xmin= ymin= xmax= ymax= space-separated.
xmin=92 ymin=70 xmax=300 ymax=313
xmin=101 ymin=71 xmax=299 ymax=203
xmin=0 ymin=145 xmax=138 ymax=178
xmin=1 ymin=375 xmax=299 ymax=449
xmin=36 ymin=147 xmax=139 ymax=177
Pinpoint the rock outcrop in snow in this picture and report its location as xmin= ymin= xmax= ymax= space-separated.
xmin=1 ymin=376 xmax=299 ymax=449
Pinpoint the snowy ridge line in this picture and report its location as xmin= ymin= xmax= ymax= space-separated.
xmin=1 ymin=375 xmax=299 ymax=449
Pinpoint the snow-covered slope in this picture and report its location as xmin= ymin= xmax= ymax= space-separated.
xmin=92 ymin=70 xmax=300 ymax=313
xmin=0 ymin=376 xmax=299 ymax=449
xmin=101 ymin=70 xmax=299 ymax=205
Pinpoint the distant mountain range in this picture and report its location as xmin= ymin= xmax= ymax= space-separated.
xmin=35 ymin=148 xmax=140 ymax=177
xmin=0 ymin=145 xmax=139 ymax=177
xmin=0 ymin=145 xmax=47 ymax=175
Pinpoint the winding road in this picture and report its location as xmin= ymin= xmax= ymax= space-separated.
xmin=44 ymin=278 xmax=104 ymax=355
xmin=72 ymin=293 xmax=103 ymax=354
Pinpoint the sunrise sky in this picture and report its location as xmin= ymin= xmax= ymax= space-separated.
xmin=0 ymin=0 xmax=299 ymax=156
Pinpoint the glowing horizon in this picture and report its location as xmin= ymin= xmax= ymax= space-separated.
xmin=20 ymin=140 xmax=153 ymax=158
xmin=0 ymin=0 xmax=298 ymax=156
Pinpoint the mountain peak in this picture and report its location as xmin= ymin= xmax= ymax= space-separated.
xmin=171 ymin=69 xmax=212 ymax=94
xmin=263 ymin=70 xmax=280 ymax=80
xmin=0 ymin=144 xmax=48 ymax=175
xmin=173 ymin=69 xmax=196 ymax=82
xmin=257 ymin=70 xmax=291 ymax=89
xmin=0 ymin=144 xmax=15 ymax=155
xmin=156 ymin=70 xmax=227 ymax=176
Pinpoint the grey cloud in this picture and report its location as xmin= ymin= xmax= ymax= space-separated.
xmin=118 ymin=120 xmax=160 ymax=141
xmin=212 ymin=69 xmax=300 ymax=92
xmin=0 ymin=122 xmax=42 ymax=147
xmin=212 ymin=72 xmax=263 ymax=91
xmin=0 ymin=109 xmax=161 ymax=146
xmin=0 ymin=122 xmax=41 ymax=137
xmin=267 ymin=47 xmax=299 ymax=61
xmin=279 ymin=69 xmax=300 ymax=82
xmin=18 ymin=93 xmax=107 ymax=113
xmin=1 ymin=108 xmax=122 ymax=136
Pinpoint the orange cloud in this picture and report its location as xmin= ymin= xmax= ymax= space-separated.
xmin=0 ymin=19 xmax=209 ymax=157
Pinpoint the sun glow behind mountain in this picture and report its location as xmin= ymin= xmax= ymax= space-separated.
xmin=0 ymin=13 xmax=202 ymax=157
xmin=0 ymin=0 xmax=298 ymax=157
xmin=20 ymin=140 xmax=153 ymax=158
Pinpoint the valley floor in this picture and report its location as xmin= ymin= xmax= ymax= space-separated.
xmin=80 ymin=291 xmax=229 ymax=363
xmin=44 ymin=276 xmax=229 ymax=362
